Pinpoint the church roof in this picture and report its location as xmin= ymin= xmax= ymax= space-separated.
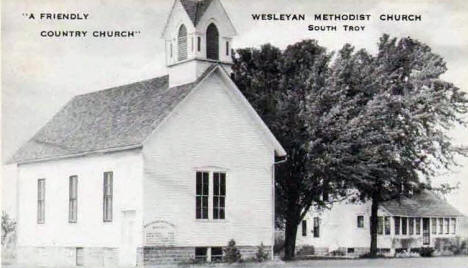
xmin=180 ymin=0 xmax=214 ymax=26
xmin=381 ymin=190 xmax=464 ymax=217
xmin=11 ymin=66 xmax=216 ymax=164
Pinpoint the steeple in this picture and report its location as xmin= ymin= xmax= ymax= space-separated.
xmin=162 ymin=0 xmax=237 ymax=87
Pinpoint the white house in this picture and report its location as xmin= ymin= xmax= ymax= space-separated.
xmin=296 ymin=190 xmax=464 ymax=257
xmin=11 ymin=0 xmax=287 ymax=266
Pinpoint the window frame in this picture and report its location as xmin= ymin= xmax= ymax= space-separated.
xmin=384 ymin=216 xmax=391 ymax=235
xmin=451 ymin=218 xmax=456 ymax=234
xmin=439 ymin=217 xmax=443 ymax=234
xmin=302 ymin=220 xmax=307 ymax=236
xmin=401 ymin=217 xmax=407 ymax=235
xmin=37 ymin=178 xmax=46 ymax=224
xmin=415 ymin=217 xmax=421 ymax=235
xmin=206 ymin=23 xmax=219 ymax=60
xmin=409 ymin=217 xmax=414 ymax=235
xmin=103 ymin=171 xmax=113 ymax=222
xmin=357 ymin=215 xmax=364 ymax=228
xmin=196 ymin=171 xmax=209 ymax=220
xmin=394 ymin=216 xmax=400 ymax=235
xmin=431 ymin=218 xmax=437 ymax=235
xmin=313 ymin=217 xmax=320 ymax=238
xmin=212 ymin=172 xmax=226 ymax=220
xmin=445 ymin=218 xmax=450 ymax=234
xmin=377 ymin=216 xmax=384 ymax=235
xmin=69 ymin=175 xmax=78 ymax=223
xmin=177 ymin=24 xmax=188 ymax=61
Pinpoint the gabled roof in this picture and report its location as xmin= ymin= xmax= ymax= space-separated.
xmin=180 ymin=0 xmax=214 ymax=26
xmin=381 ymin=190 xmax=464 ymax=217
xmin=11 ymin=66 xmax=215 ymax=164
xmin=12 ymin=64 xmax=286 ymax=164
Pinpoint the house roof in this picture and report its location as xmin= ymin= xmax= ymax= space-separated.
xmin=381 ymin=190 xmax=464 ymax=217
xmin=11 ymin=66 xmax=216 ymax=164
xmin=12 ymin=64 xmax=286 ymax=164
xmin=180 ymin=0 xmax=213 ymax=26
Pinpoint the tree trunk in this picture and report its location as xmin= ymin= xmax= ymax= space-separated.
xmin=369 ymin=196 xmax=379 ymax=257
xmin=284 ymin=218 xmax=299 ymax=260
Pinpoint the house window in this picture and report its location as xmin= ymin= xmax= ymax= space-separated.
xmin=439 ymin=218 xmax=443 ymax=234
xmin=402 ymin=217 xmax=407 ymax=235
xmin=211 ymin=247 xmax=223 ymax=262
xmin=226 ymin=41 xmax=229 ymax=56
xmin=69 ymin=175 xmax=78 ymax=223
xmin=347 ymin=248 xmax=355 ymax=254
xmin=191 ymin=37 xmax=194 ymax=52
xmin=394 ymin=216 xmax=400 ymax=235
xmin=195 ymin=247 xmax=208 ymax=262
xmin=76 ymin=247 xmax=84 ymax=266
xmin=409 ymin=218 xmax=414 ymax=235
xmin=357 ymin=215 xmax=364 ymax=228
xmin=206 ymin=23 xmax=219 ymax=60
xmin=445 ymin=218 xmax=450 ymax=234
xmin=197 ymin=36 xmax=201 ymax=52
xmin=377 ymin=216 xmax=383 ymax=235
xmin=313 ymin=217 xmax=320 ymax=238
xmin=177 ymin=24 xmax=188 ymax=61
xmin=37 ymin=179 xmax=46 ymax=224
xmin=384 ymin=216 xmax=391 ymax=235
xmin=431 ymin=218 xmax=437 ymax=234
xmin=170 ymin=42 xmax=173 ymax=58
xmin=213 ymin=172 xmax=226 ymax=220
xmin=103 ymin=172 xmax=113 ymax=222
xmin=416 ymin=217 xmax=421 ymax=235
xmin=451 ymin=218 xmax=456 ymax=234
xmin=302 ymin=220 xmax=307 ymax=236
xmin=196 ymin=171 xmax=209 ymax=219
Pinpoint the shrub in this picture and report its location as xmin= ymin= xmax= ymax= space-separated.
xmin=223 ymin=239 xmax=242 ymax=263
xmin=255 ymin=243 xmax=269 ymax=262
xmin=419 ymin=247 xmax=434 ymax=257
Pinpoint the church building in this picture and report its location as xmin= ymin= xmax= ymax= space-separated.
xmin=12 ymin=0 xmax=286 ymax=266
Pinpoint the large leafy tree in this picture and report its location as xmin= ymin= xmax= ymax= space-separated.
xmin=339 ymin=35 xmax=468 ymax=256
xmin=232 ymin=41 xmax=347 ymax=259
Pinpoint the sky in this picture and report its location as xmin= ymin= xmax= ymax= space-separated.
xmin=2 ymin=0 xmax=468 ymax=216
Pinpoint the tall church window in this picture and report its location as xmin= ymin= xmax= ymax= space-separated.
xmin=178 ymin=24 xmax=187 ymax=61
xmin=103 ymin=172 xmax=113 ymax=222
xmin=206 ymin=23 xmax=219 ymax=60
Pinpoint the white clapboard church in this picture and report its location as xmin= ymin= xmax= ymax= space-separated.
xmin=11 ymin=0 xmax=286 ymax=266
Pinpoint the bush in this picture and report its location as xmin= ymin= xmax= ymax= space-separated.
xmin=419 ymin=247 xmax=434 ymax=257
xmin=255 ymin=243 xmax=269 ymax=262
xmin=223 ymin=239 xmax=242 ymax=263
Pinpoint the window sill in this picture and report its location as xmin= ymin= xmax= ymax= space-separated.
xmin=194 ymin=219 xmax=229 ymax=223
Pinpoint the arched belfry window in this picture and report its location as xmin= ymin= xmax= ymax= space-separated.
xmin=206 ymin=23 xmax=219 ymax=60
xmin=178 ymin=24 xmax=188 ymax=61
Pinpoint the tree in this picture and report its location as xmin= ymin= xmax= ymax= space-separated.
xmin=1 ymin=211 xmax=16 ymax=246
xmin=331 ymin=35 xmax=468 ymax=256
xmin=232 ymin=41 xmax=348 ymax=260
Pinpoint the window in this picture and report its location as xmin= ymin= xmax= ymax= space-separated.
xmin=347 ymin=248 xmax=355 ymax=254
xmin=196 ymin=172 xmax=209 ymax=219
xmin=451 ymin=218 xmax=456 ymax=234
xmin=69 ymin=175 xmax=78 ymax=223
xmin=409 ymin=218 xmax=414 ymax=235
xmin=445 ymin=218 xmax=450 ymax=234
xmin=76 ymin=247 xmax=84 ymax=266
xmin=431 ymin=218 xmax=437 ymax=234
xmin=195 ymin=247 xmax=207 ymax=262
xmin=439 ymin=218 xmax=443 ymax=234
xmin=206 ymin=23 xmax=219 ymax=60
xmin=211 ymin=247 xmax=223 ymax=262
xmin=402 ymin=217 xmax=407 ymax=235
xmin=302 ymin=220 xmax=307 ymax=236
xmin=213 ymin=172 xmax=226 ymax=220
xmin=103 ymin=172 xmax=113 ymax=222
xmin=357 ymin=215 xmax=364 ymax=228
xmin=384 ymin=216 xmax=391 ymax=235
xmin=416 ymin=217 xmax=421 ymax=235
xmin=191 ymin=37 xmax=194 ymax=52
xmin=37 ymin=179 xmax=46 ymax=224
xmin=226 ymin=41 xmax=229 ymax=56
xmin=394 ymin=216 xmax=400 ymax=235
xmin=377 ymin=216 xmax=383 ymax=235
xmin=170 ymin=43 xmax=173 ymax=58
xmin=177 ymin=24 xmax=187 ymax=61
xmin=197 ymin=36 xmax=201 ymax=52
xmin=313 ymin=217 xmax=320 ymax=238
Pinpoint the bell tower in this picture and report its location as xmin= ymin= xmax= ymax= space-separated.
xmin=161 ymin=0 xmax=237 ymax=87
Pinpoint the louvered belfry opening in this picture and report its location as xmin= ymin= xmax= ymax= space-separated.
xmin=178 ymin=24 xmax=188 ymax=61
xmin=206 ymin=23 xmax=219 ymax=60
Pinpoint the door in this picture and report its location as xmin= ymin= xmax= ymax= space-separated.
xmin=422 ymin=218 xmax=430 ymax=245
xmin=120 ymin=210 xmax=136 ymax=267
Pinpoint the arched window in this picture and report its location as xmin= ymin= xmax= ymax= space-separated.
xmin=206 ymin=23 xmax=219 ymax=60
xmin=178 ymin=24 xmax=187 ymax=61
